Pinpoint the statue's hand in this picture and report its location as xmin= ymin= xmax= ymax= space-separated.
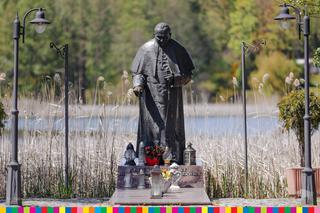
xmin=133 ymin=86 xmax=143 ymax=97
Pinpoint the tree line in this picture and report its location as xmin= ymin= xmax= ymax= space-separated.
xmin=0 ymin=0 xmax=319 ymax=103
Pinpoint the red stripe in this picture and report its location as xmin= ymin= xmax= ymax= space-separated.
xmin=72 ymin=207 xmax=77 ymax=213
xmin=125 ymin=207 xmax=130 ymax=213
xmin=137 ymin=207 xmax=142 ymax=213
xmin=185 ymin=207 xmax=190 ymax=213
xmin=42 ymin=207 xmax=48 ymax=213
xmin=310 ymin=207 xmax=315 ymax=213
xmin=214 ymin=208 xmax=220 ymax=213
xmin=279 ymin=207 xmax=285 ymax=213
xmin=232 ymin=207 xmax=237 ymax=213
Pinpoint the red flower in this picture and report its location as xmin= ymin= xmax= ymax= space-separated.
xmin=146 ymin=156 xmax=160 ymax=166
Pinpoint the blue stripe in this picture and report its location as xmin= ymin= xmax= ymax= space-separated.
xmin=244 ymin=207 xmax=249 ymax=213
xmin=208 ymin=207 xmax=214 ymax=213
xmin=149 ymin=207 xmax=154 ymax=213
xmin=95 ymin=208 xmax=102 ymax=213
xmin=178 ymin=207 xmax=184 ymax=213
xmin=302 ymin=208 xmax=308 ymax=213
xmin=119 ymin=207 xmax=125 ymax=213
xmin=36 ymin=207 xmax=41 ymax=213
xmin=6 ymin=207 xmax=12 ymax=213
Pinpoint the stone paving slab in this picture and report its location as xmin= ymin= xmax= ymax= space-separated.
xmin=0 ymin=198 xmax=317 ymax=207
xmin=211 ymin=198 xmax=303 ymax=206
xmin=109 ymin=188 xmax=211 ymax=205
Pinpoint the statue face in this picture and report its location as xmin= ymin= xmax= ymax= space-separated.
xmin=155 ymin=31 xmax=171 ymax=47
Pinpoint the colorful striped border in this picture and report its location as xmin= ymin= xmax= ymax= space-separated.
xmin=0 ymin=207 xmax=319 ymax=213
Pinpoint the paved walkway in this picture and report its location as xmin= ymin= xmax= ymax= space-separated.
xmin=0 ymin=198 xmax=310 ymax=207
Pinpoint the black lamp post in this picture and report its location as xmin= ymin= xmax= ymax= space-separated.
xmin=241 ymin=40 xmax=265 ymax=197
xmin=275 ymin=4 xmax=316 ymax=205
xmin=6 ymin=8 xmax=50 ymax=205
xmin=50 ymin=42 xmax=69 ymax=190
xmin=241 ymin=41 xmax=248 ymax=196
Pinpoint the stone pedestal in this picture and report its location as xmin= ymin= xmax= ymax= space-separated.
xmin=109 ymin=188 xmax=211 ymax=205
xmin=110 ymin=165 xmax=210 ymax=205
xmin=116 ymin=165 xmax=204 ymax=189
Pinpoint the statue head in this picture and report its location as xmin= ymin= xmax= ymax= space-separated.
xmin=154 ymin=22 xmax=171 ymax=47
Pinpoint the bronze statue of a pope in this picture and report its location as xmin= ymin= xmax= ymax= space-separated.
xmin=131 ymin=22 xmax=194 ymax=164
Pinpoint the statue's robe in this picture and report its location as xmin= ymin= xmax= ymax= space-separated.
xmin=131 ymin=38 xmax=194 ymax=164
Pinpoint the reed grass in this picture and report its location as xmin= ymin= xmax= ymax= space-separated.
xmin=1 ymin=100 xmax=320 ymax=199
xmin=1 ymin=76 xmax=319 ymax=199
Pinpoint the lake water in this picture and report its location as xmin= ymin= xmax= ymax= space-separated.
xmin=4 ymin=115 xmax=280 ymax=137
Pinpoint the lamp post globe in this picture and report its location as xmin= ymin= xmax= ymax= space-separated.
xmin=274 ymin=4 xmax=296 ymax=30
xmin=30 ymin=8 xmax=50 ymax=34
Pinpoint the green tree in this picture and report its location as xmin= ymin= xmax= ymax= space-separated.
xmin=228 ymin=0 xmax=258 ymax=54
xmin=107 ymin=0 xmax=149 ymax=82
xmin=249 ymin=51 xmax=300 ymax=95
xmin=278 ymin=90 xmax=320 ymax=166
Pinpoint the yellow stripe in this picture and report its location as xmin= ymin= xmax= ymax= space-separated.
xmin=297 ymin=207 xmax=302 ymax=213
xmin=0 ymin=207 xmax=5 ymax=213
xmin=225 ymin=207 xmax=231 ymax=213
xmin=83 ymin=207 xmax=90 ymax=213
xmin=237 ymin=207 xmax=243 ymax=213
xmin=142 ymin=207 xmax=148 ymax=213
xmin=261 ymin=207 xmax=266 ymax=213
xmin=166 ymin=207 xmax=172 ymax=213
xmin=24 ymin=207 xmax=30 ymax=213
xmin=60 ymin=207 xmax=66 ymax=213
xmin=107 ymin=207 xmax=113 ymax=213
xmin=202 ymin=207 xmax=208 ymax=213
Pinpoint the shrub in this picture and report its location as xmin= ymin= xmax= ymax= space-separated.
xmin=313 ymin=47 xmax=320 ymax=68
xmin=278 ymin=89 xmax=320 ymax=166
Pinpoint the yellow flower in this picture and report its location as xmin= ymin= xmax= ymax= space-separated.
xmin=161 ymin=168 xmax=172 ymax=180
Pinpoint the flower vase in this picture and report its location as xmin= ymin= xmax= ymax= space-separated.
xmin=161 ymin=179 xmax=172 ymax=193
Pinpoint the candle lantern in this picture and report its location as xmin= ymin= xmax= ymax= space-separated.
xmin=150 ymin=165 xmax=163 ymax=198
xmin=183 ymin=143 xmax=196 ymax=165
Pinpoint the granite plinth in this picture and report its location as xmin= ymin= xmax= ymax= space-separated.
xmin=109 ymin=188 xmax=211 ymax=205
xmin=117 ymin=165 xmax=204 ymax=189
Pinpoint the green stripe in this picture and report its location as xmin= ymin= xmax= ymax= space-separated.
xmin=284 ymin=207 xmax=290 ymax=213
xmin=12 ymin=207 xmax=18 ymax=213
xmin=130 ymin=207 xmax=136 ymax=213
xmin=190 ymin=208 xmax=196 ymax=213
xmin=249 ymin=207 xmax=255 ymax=213
xmin=154 ymin=207 xmax=160 ymax=213
xmin=101 ymin=207 xmax=107 ymax=213
xmin=48 ymin=207 xmax=54 ymax=213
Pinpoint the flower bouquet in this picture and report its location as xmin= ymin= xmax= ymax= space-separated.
xmin=144 ymin=145 xmax=165 ymax=166
xmin=161 ymin=168 xmax=172 ymax=193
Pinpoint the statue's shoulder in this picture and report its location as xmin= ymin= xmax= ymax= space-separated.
xmin=139 ymin=39 xmax=156 ymax=52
